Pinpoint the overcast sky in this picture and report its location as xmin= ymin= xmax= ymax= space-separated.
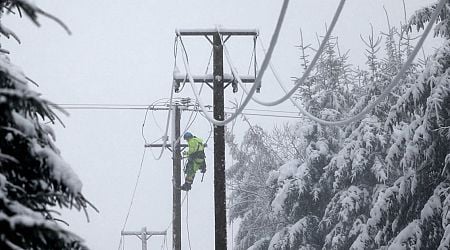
xmin=2 ymin=0 xmax=437 ymax=249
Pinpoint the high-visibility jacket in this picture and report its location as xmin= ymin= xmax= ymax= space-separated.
xmin=186 ymin=137 xmax=205 ymax=159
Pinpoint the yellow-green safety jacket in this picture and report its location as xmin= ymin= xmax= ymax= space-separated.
xmin=186 ymin=137 xmax=205 ymax=159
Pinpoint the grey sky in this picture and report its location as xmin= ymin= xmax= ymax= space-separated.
xmin=2 ymin=0 xmax=435 ymax=249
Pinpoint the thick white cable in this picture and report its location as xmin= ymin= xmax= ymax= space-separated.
xmin=226 ymin=0 xmax=346 ymax=107
xmin=179 ymin=0 xmax=290 ymax=126
xmin=141 ymin=98 xmax=174 ymax=144
xmin=186 ymin=193 xmax=192 ymax=250
xmin=234 ymin=0 xmax=445 ymax=126
xmin=151 ymin=82 xmax=175 ymax=160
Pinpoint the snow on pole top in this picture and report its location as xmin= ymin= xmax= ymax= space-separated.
xmin=173 ymin=73 xmax=255 ymax=83
xmin=175 ymin=28 xmax=259 ymax=36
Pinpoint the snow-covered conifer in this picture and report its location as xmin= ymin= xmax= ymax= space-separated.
xmin=229 ymin=1 xmax=450 ymax=249
xmin=226 ymin=125 xmax=283 ymax=250
xmin=351 ymin=1 xmax=450 ymax=248
xmin=0 ymin=1 xmax=92 ymax=249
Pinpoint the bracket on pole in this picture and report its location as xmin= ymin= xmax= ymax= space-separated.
xmin=121 ymin=227 xmax=166 ymax=250
xmin=173 ymin=73 xmax=256 ymax=93
xmin=176 ymin=28 xmax=258 ymax=37
xmin=174 ymin=28 xmax=260 ymax=93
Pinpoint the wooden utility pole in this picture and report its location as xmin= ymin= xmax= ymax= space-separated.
xmin=145 ymin=102 xmax=208 ymax=249
xmin=212 ymin=33 xmax=227 ymax=250
xmin=121 ymin=227 xmax=166 ymax=250
xmin=145 ymin=105 xmax=185 ymax=250
xmin=174 ymin=28 xmax=258 ymax=250
xmin=172 ymin=105 xmax=182 ymax=250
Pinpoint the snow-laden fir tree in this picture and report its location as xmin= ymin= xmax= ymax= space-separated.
xmin=351 ymin=2 xmax=450 ymax=248
xmin=226 ymin=34 xmax=358 ymax=249
xmin=226 ymin=123 xmax=284 ymax=250
xmin=263 ymin=34 xmax=358 ymax=250
xmin=228 ymin=1 xmax=450 ymax=249
xmin=0 ymin=1 xmax=92 ymax=249
xmin=313 ymin=14 xmax=423 ymax=249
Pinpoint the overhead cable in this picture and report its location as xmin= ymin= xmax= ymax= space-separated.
xmin=185 ymin=193 xmax=193 ymax=250
xmin=175 ymin=56 xmax=210 ymax=145
xmin=232 ymin=0 xmax=444 ymax=126
xmin=179 ymin=0 xmax=290 ymax=126
xmin=57 ymin=103 xmax=302 ymax=115
xmin=262 ymin=0 xmax=445 ymax=126
xmin=117 ymin=148 xmax=148 ymax=250
xmin=226 ymin=0 xmax=346 ymax=106
xmin=147 ymin=83 xmax=174 ymax=160
xmin=140 ymin=97 xmax=175 ymax=159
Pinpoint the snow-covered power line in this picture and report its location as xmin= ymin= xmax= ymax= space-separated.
xmin=225 ymin=0 xmax=346 ymax=107
xmin=60 ymin=106 xmax=151 ymax=110
xmin=177 ymin=0 xmax=345 ymax=126
xmin=256 ymin=0 xmax=445 ymax=126
xmin=179 ymin=0 xmax=290 ymax=126
xmin=230 ymin=0 xmax=444 ymax=126
xmin=57 ymin=103 xmax=301 ymax=114
xmin=55 ymin=103 xmax=304 ymax=118
xmin=147 ymin=83 xmax=175 ymax=160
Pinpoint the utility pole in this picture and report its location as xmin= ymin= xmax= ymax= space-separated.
xmin=121 ymin=227 xmax=166 ymax=250
xmin=172 ymin=104 xmax=182 ymax=250
xmin=145 ymin=103 xmax=189 ymax=250
xmin=174 ymin=28 xmax=258 ymax=250
xmin=212 ymin=33 xmax=226 ymax=250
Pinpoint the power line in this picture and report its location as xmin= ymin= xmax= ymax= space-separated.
xmin=229 ymin=0 xmax=346 ymax=109
xmin=179 ymin=0 xmax=290 ymax=126
xmin=57 ymin=103 xmax=163 ymax=107
xmin=56 ymin=103 xmax=301 ymax=114
xmin=224 ymin=0 xmax=443 ymax=126
xmin=252 ymin=0 xmax=445 ymax=126
xmin=59 ymin=106 xmax=150 ymax=110
xmin=54 ymin=104 xmax=304 ymax=119
xmin=185 ymin=193 xmax=192 ymax=250
xmin=117 ymin=147 xmax=148 ymax=250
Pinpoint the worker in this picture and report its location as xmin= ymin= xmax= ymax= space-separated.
xmin=180 ymin=132 xmax=206 ymax=191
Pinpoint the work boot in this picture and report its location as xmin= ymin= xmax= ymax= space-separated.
xmin=180 ymin=182 xmax=191 ymax=191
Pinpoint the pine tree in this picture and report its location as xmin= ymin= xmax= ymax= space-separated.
xmin=310 ymin=19 xmax=423 ymax=249
xmin=229 ymin=1 xmax=450 ymax=249
xmin=233 ymin=33 xmax=355 ymax=250
xmin=351 ymin=2 xmax=450 ymax=247
xmin=0 ymin=1 xmax=92 ymax=249
xmin=226 ymin=124 xmax=284 ymax=250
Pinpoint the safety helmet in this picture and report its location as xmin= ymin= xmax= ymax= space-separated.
xmin=183 ymin=132 xmax=193 ymax=140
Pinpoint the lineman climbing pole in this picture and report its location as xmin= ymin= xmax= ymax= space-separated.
xmin=174 ymin=28 xmax=258 ymax=250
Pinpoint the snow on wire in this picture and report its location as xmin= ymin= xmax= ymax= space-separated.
xmin=229 ymin=0 xmax=446 ymax=126
xmin=176 ymin=0 xmax=291 ymax=126
xmin=179 ymin=0 xmax=445 ymax=127
xmin=224 ymin=0 xmax=346 ymax=108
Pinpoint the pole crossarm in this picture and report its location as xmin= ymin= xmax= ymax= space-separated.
xmin=173 ymin=73 xmax=255 ymax=83
xmin=176 ymin=28 xmax=258 ymax=36
xmin=121 ymin=227 xmax=166 ymax=250
xmin=144 ymin=143 xmax=207 ymax=148
xmin=121 ymin=230 xmax=166 ymax=236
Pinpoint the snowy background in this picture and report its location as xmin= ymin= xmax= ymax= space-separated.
xmin=1 ymin=0 xmax=439 ymax=249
